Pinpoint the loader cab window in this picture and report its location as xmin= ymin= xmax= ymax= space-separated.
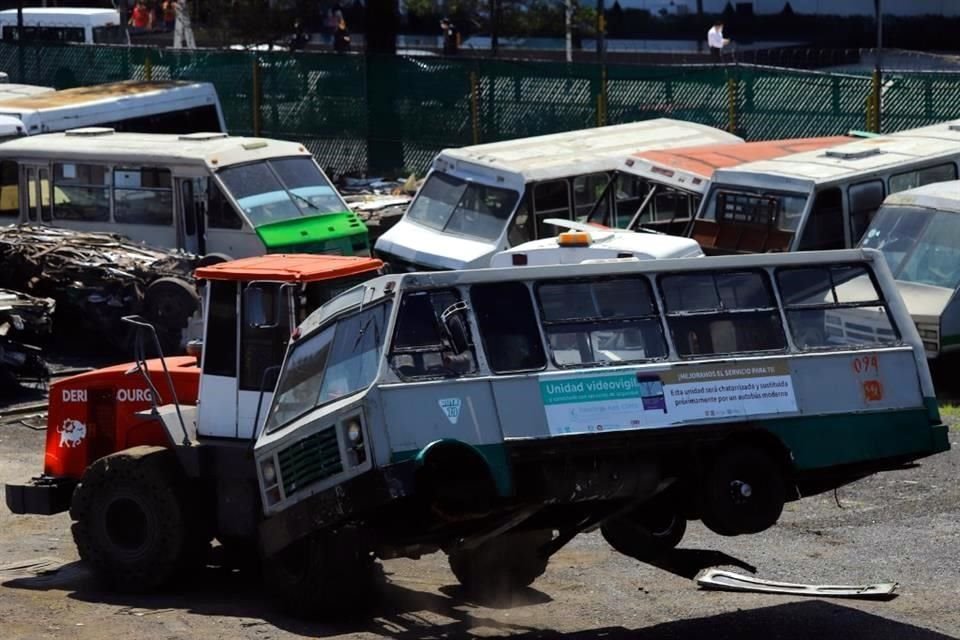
xmin=203 ymin=280 xmax=238 ymax=377
xmin=240 ymin=283 xmax=291 ymax=391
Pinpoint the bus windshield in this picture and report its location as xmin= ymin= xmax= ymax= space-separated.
xmin=217 ymin=157 xmax=347 ymax=227
xmin=405 ymin=171 xmax=520 ymax=242
xmin=860 ymin=206 xmax=960 ymax=289
xmin=265 ymin=301 xmax=391 ymax=433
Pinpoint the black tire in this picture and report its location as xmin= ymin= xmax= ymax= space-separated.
xmin=263 ymin=530 xmax=378 ymax=620
xmin=601 ymin=499 xmax=687 ymax=561
xmin=448 ymin=530 xmax=552 ymax=598
xmin=196 ymin=253 xmax=232 ymax=268
xmin=700 ymin=445 xmax=787 ymax=537
xmin=70 ymin=447 xmax=190 ymax=592
xmin=143 ymin=277 xmax=200 ymax=355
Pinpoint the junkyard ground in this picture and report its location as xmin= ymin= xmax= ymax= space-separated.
xmin=1 ymin=384 xmax=959 ymax=639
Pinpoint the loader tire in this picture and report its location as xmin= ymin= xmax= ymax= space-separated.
xmin=448 ymin=530 xmax=552 ymax=598
xmin=263 ymin=529 xmax=378 ymax=620
xmin=70 ymin=447 xmax=189 ymax=592
xmin=601 ymin=498 xmax=686 ymax=561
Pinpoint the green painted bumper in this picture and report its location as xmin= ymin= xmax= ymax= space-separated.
xmin=256 ymin=210 xmax=370 ymax=255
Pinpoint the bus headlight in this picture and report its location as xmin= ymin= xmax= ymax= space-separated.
xmin=346 ymin=419 xmax=362 ymax=444
xmin=261 ymin=460 xmax=277 ymax=485
xmin=343 ymin=416 xmax=366 ymax=466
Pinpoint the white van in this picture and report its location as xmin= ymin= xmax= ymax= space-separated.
xmin=0 ymin=8 xmax=127 ymax=45
xmin=0 ymin=80 xmax=226 ymax=138
xmin=374 ymin=119 xmax=742 ymax=271
xmin=858 ymin=180 xmax=960 ymax=358
xmin=690 ymin=119 xmax=960 ymax=255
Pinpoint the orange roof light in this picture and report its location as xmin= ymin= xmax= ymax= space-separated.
xmin=557 ymin=231 xmax=592 ymax=247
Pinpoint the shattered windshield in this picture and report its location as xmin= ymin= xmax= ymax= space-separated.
xmin=265 ymin=301 xmax=391 ymax=433
xmin=861 ymin=206 xmax=960 ymax=289
xmin=405 ymin=171 xmax=520 ymax=241
xmin=217 ymin=157 xmax=346 ymax=227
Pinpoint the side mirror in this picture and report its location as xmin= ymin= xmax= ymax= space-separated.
xmin=440 ymin=301 xmax=470 ymax=355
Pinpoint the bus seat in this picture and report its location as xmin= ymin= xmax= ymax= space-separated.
xmin=710 ymin=320 xmax=738 ymax=354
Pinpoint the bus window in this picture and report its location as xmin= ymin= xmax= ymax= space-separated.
xmin=114 ymin=167 xmax=173 ymax=226
xmin=389 ymin=290 xmax=477 ymax=379
xmin=92 ymin=25 xmax=127 ymax=44
xmin=53 ymin=163 xmax=109 ymax=222
xmin=506 ymin=199 xmax=532 ymax=247
xmin=207 ymin=181 xmax=243 ymax=229
xmin=0 ymin=160 xmax=18 ymax=219
xmin=572 ymin=173 xmax=610 ymax=221
xmin=109 ymin=106 xmax=225 ymax=135
xmin=3 ymin=26 xmax=86 ymax=43
xmin=661 ymin=270 xmax=786 ymax=357
xmin=777 ymin=265 xmax=898 ymax=349
xmin=471 ymin=281 xmax=545 ymax=373
xmin=533 ymin=180 xmax=570 ymax=238
xmin=889 ymin=163 xmax=957 ymax=194
xmin=797 ymin=188 xmax=844 ymax=251
xmin=536 ymin=277 xmax=667 ymax=366
xmin=848 ymin=180 xmax=885 ymax=245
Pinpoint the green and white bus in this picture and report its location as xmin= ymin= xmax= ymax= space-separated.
xmin=252 ymin=247 xmax=948 ymax=615
xmin=0 ymin=128 xmax=368 ymax=260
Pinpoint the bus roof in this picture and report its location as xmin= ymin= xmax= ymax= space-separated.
xmin=711 ymin=120 xmax=960 ymax=191
xmin=0 ymin=80 xmax=205 ymax=112
xmin=883 ymin=180 xmax=960 ymax=214
xmin=0 ymin=8 xmax=120 ymax=27
xmin=0 ymin=130 xmax=310 ymax=169
xmin=436 ymin=119 xmax=743 ymax=183
xmin=624 ymin=136 xmax=852 ymax=192
xmin=195 ymin=254 xmax=384 ymax=283
xmin=0 ymin=84 xmax=53 ymax=102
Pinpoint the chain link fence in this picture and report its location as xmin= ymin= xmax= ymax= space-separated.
xmin=1 ymin=42 xmax=960 ymax=176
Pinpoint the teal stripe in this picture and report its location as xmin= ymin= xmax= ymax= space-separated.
xmin=392 ymin=442 xmax=513 ymax=497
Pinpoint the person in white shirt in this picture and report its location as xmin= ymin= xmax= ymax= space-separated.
xmin=707 ymin=21 xmax=729 ymax=61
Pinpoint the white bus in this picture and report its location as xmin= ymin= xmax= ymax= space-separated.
xmin=0 ymin=129 xmax=368 ymax=259
xmin=0 ymin=80 xmax=226 ymax=138
xmin=0 ymin=8 xmax=127 ymax=45
xmin=374 ymin=119 xmax=742 ymax=271
xmin=690 ymin=120 xmax=960 ymax=255
xmin=858 ymin=180 xmax=960 ymax=358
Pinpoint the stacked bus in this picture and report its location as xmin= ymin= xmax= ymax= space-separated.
xmin=374 ymin=119 xmax=742 ymax=271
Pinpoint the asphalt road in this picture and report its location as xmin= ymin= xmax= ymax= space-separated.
xmin=1 ymin=404 xmax=958 ymax=640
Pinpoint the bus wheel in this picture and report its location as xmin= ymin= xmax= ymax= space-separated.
xmin=196 ymin=253 xmax=232 ymax=268
xmin=69 ymin=447 xmax=188 ymax=592
xmin=700 ymin=445 xmax=786 ymax=536
xmin=448 ymin=530 xmax=552 ymax=598
xmin=263 ymin=529 xmax=378 ymax=620
xmin=144 ymin=277 xmax=200 ymax=354
xmin=601 ymin=497 xmax=686 ymax=561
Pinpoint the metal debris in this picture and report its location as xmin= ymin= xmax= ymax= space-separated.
xmin=340 ymin=173 xmax=420 ymax=244
xmin=0 ymin=225 xmax=199 ymax=353
xmin=0 ymin=288 xmax=54 ymax=392
xmin=695 ymin=568 xmax=898 ymax=599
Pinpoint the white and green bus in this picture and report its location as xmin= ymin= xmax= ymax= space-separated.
xmin=251 ymin=247 xmax=947 ymax=615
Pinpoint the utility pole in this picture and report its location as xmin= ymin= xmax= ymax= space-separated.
xmin=490 ymin=0 xmax=500 ymax=57
xmin=595 ymin=0 xmax=604 ymax=59
xmin=565 ymin=0 xmax=573 ymax=62
xmin=874 ymin=0 xmax=883 ymax=132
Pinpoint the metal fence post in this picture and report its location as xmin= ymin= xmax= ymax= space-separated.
xmin=726 ymin=74 xmax=738 ymax=135
xmin=252 ymin=57 xmax=262 ymax=137
xmin=144 ymin=51 xmax=153 ymax=82
xmin=596 ymin=64 xmax=608 ymax=127
xmin=469 ymin=71 xmax=480 ymax=145
xmin=870 ymin=67 xmax=881 ymax=133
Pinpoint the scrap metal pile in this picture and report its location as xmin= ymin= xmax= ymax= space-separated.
xmin=0 ymin=225 xmax=200 ymax=358
xmin=339 ymin=175 xmax=420 ymax=243
xmin=0 ymin=288 xmax=54 ymax=394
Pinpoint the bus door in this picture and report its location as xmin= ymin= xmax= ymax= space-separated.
xmin=177 ymin=177 xmax=204 ymax=256
xmin=22 ymin=166 xmax=51 ymax=224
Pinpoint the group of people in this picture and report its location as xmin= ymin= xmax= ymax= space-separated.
xmin=290 ymin=8 xmax=351 ymax=53
xmin=128 ymin=0 xmax=179 ymax=33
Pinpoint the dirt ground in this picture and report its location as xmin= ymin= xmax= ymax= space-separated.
xmin=1 ymin=396 xmax=959 ymax=639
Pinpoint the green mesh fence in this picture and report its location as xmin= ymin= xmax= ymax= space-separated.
xmin=4 ymin=42 xmax=960 ymax=176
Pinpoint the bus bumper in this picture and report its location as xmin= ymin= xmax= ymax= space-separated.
xmin=931 ymin=423 xmax=950 ymax=454
xmin=5 ymin=476 xmax=75 ymax=515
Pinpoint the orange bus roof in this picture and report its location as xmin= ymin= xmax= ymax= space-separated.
xmin=632 ymin=136 xmax=852 ymax=180
xmin=195 ymin=254 xmax=384 ymax=283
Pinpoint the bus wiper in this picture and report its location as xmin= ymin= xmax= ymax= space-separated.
xmin=289 ymin=190 xmax=320 ymax=212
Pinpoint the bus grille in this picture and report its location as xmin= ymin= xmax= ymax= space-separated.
xmin=277 ymin=428 xmax=343 ymax=496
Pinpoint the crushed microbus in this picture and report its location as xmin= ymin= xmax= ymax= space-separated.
xmin=252 ymin=247 xmax=947 ymax=616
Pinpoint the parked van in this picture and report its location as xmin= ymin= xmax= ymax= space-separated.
xmin=0 ymin=80 xmax=226 ymax=138
xmin=0 ymin=8 xmax=127 ymax=45
xmin=587 ymin=136 xmax=851 ymax=236
xmin=858 ymin=181 xmax=960 ymax=358
xmin=690 ymin=120 xmax=960 ymax=255
xmin=0 ymin=129 xmax=368 ymax=259
xmin=253 ymin=247 xmax=947 ymax=610
xmin=374 ymin=119 xmax=742 ymax=271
